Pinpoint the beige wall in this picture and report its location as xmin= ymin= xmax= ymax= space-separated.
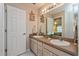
xmin=7 ymin=3 xmax=39 ymax=49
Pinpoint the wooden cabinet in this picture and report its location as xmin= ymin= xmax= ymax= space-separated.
xmin=37 ymin=41 xmax=43 ymax=56
xmin=38 ymin=48 xmax=42 ymax=56
xmin=43 ymin=43 xmax=71 ymax=56
xmin=30 ymin=38 xmax=71 ymax=56
xmin=30 ymin=39 xmax=38 ymax=55
xmin=43 ymin=48 xmax=53 ymax=56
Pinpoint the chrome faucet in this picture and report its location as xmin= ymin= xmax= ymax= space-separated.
xmin=37 ymin=25 xmax=42 ymax=35
xmin=59 ymin=36 xmax=63 ymax=41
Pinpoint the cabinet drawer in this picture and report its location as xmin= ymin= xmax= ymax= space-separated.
xmin=43 ymin=44 xmax=71 ymax=56
xmin=38 ymin=41 xmax=42 ymax=46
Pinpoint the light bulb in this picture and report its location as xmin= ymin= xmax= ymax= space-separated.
xmin=53 ymin=3 xmax=56 ymax=5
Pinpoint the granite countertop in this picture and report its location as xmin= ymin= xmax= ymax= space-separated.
xmin=30 ymin=36 xmax=77 ymax=56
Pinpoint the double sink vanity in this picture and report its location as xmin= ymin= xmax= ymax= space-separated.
xmin=29 ymin=35 xmax=77 ymax=56
xmin=29 ymin=4 xmax=78 ymax=56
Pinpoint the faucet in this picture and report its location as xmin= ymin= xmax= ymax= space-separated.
xmin=39 ymin=26 xmax=42 ymax=35
xmin=37 ymin=28 xmax=40 ymax=35
xmin=37 ymin=25 xmax=42 ymax=35
xmin=32 ymin=25 xmax=36 ymax=34
xmin=59 ymin=36 xmax=63 ymax=41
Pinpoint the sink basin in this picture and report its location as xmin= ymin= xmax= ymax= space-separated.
xmin=33 ymin=36 xmax=44 ymax=38
xmin=50 ymin=39 xmax=70 ymax=46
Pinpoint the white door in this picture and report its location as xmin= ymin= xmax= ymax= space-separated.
xmin=7 ymin=5 xmax=26 ymax=56
xmin=0 ymin=3 xmax=5 ymax=56
xmin=78 ymin=4 xmax=79 ymax=55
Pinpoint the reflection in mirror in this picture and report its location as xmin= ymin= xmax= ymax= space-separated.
xmin=38 ymin=3 xmax=78 ymax=40
xmin=47 ymin=17 xmax=62 ymax=36
xmin=53 ymin=17 xmax=62 ymax=36
xmin=73 ymin=4 xmax=78 ymax=44
xmin=39 ymin=15 xmax=47 ymax=35
xmin=47 ymin=17 xmax=54 ymax=35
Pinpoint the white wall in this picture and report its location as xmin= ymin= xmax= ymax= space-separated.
xmin=6 ymin=3 xmax=39 ymax=49
xmin=64 ymin=4 xmax=74 ymax=39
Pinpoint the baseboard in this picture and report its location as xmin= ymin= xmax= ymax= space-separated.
xmin=26 ymin=49 xmax=30 ymax=51
xmin=17 ymin=51 xmax=27 ymax=56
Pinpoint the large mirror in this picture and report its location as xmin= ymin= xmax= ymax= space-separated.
xmin=39 ymin=4 xmax=64 ymax=37
xmin=39 ymin=3 xmax=78 ymax=39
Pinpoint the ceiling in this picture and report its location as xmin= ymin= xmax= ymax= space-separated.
xmin=30 ymin=3 xmax=52 ymax=9
xmin=30 ymin=3 xmax=46 ymax=9
xmin=6 ymin=3 xmax=51 ymax=9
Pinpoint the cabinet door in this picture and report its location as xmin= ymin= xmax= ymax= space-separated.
xmin=30 ymin=39 xmax=34 ymax=51
xmin=38 ymin=41 xmax=42 ymax=46
xmin=43 ymin=43 xmax=71 ymax=56
xmin=37 ymin=41 xmax=43 ymax=56
xmin=33 ymin=43 xmax=38 ymax=55
xmin=30 ymin=39 xmax=37 ymax=55
xmin=38 ymin=48 xmax=42 ymax=56
xmin=43 ymin=48 xmax=53 ymax=56
xmin=43 ymin=48 xmax=48 ymax=56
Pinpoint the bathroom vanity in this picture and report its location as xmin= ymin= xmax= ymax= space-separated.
xmin=29 ymin=35 xmax=77 ymax=56
xmin=29 ymin=3 xmax=78 ymax=56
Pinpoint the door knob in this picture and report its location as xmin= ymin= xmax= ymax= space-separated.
xmin=23 ymin=33 xmax=26 ymax=35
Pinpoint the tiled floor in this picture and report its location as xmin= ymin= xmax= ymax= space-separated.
xmin=20 ymin=50 xmax=35 ymax=56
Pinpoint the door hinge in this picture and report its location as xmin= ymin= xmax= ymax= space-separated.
xmin=5 ymin=49 xmax=7 ymax=52
xmin=5 ymin=29 xmax=7 ymax=32
xmin=5 ymin=9 xmax=7 ymax=13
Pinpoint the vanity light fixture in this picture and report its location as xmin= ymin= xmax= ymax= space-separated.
xmin=55 ymin=22 xmax=57 ymax=24
xmin=41 ymin=9 xmax=44 ymax=14
xmin=41 ymin=8 xmax=47 ymax=14
xmin=53 ymin=3 xmax=56 ymax=6
xmin=29 ymin=11 xmax=35 ymax=21
xmin=32 ymin=3 xmax=36 ymax=5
